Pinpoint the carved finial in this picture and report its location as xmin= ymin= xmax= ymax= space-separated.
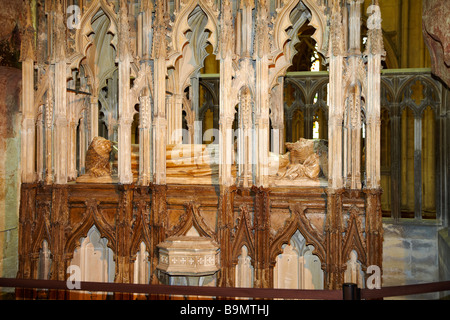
xmin=366 ymin=2 xmax=385 ymax=56
xmin=118 ymin=0 xmax=131 ymax=61
xmin=219 ymin=0 xmax=235 ymax=59
xmin=20 ymin=0 xmax=36 ymax=62
xmin=53 ymin=0 xmax=67 ymax=62
xmin=152 ymin=0 xmax=169 ymax=59
xmin=254 ymin=0 xmax=271 ymax=58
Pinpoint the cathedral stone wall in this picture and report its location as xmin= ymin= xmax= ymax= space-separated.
xmin=0 ymin=67 xmax=22 ymax=294
xmin=382 ymin=223 xmax=440 ymax=299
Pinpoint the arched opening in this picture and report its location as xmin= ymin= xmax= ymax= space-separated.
xmin=288 ymin=24 xmax=326 ymax=73
xmin=274 ymin=230 xmax=324 ymax=290
xmin=235 ymin=245 xmax=254 ymax=288
xmin=69 ymin=225 xmax=115 ymax=300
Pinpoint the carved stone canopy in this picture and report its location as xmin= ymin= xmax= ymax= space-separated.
xmin=156 ymin=235 xmax=220 ymax=276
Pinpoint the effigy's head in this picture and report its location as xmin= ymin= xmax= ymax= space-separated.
xmin=85 ymin=137 xmax=113 ymax=177
xmin=91 ymin=136 xmax=113 ymax=157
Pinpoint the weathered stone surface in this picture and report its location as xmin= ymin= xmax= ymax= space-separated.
xmin=382 ymin=223 xmax=439 ymax=299
xmin=0 ymin=0 xmax=25 ymax=41
xmin=0 ymin=66 xmax=21 ymax=283
xmin=422 ymin=0 xmax=450 ymax=87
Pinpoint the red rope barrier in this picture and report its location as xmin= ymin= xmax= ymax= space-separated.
xmin=0 ymin=278 xmax=342 ymax=300
xmin=2 ymin=278 xmax=450 ymax=300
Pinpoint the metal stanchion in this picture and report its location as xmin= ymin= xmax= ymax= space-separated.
xmin=342 ymin=283 xmax=361 ymax=300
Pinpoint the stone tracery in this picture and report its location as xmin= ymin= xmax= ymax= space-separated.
xmin=16 ymin=0 xmax=385 ymax=297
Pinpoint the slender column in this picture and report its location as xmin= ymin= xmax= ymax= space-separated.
xmin=191 ymin=74 xmax=202 ymax=144
xmin=36 ymin=112 xmax=44 ymax=181
xmin=20 ymin=2 xmax=36 ymax=183
xmin=219 ymin=64 xmax=234 ymax=187
xmin=50 ymin=1 xmax=68 ymax=185
xmin=328 ymin=10 xmax=345 ymax=189
xmin=152 ymin=0 xmax=168 ymax=185
xmin=44 ymin=89 xmax=53 ymax=185
xmin=414 ymin=116 xmax=422 ymax=220
xmin=53 ymin=62 xmax=68 ymax=185
xmin=138 ymin=94 xmax=152 ymax=185
xmin=347 ymin=0 xmax=364 ymax=54
xmin=366 ymin=2 xmax=384 ymax=190
xmin=304 ymin=104 xmax=314 ymax=140
xmin=254 ymin=1 xmax=271 ymax=188
xmin=118 ymin=0 xmax=133 ymax=184
xmin=271 ymin=78 xmax=285 ymax=154
xmin=89 ymin=96 xmax=99 ymax=142
xmin=238 ymin=87 xmax=253 ymax=188
xmin=172 ymin=94 xmax=183 ymax=144
xmin=21 ymin=58 xmax=36 ymax=183
xmin=390 ymin=108 xmax=401 ymax=220
xmin=78 ymin=110 xmax=87 ymax=175
xmin=68 ymin=118 xmax=78 ymax=181
xmin=325 ymin=3 xmax=346 ymax=290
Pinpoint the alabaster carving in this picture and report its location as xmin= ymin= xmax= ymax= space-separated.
xmin=270 ymin=138 xmax=328 ymax=186
xmin=76 ymin=136 xmax=117 ymax=183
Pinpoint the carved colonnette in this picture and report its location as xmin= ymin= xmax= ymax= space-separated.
xmin=16 ymin=0 xmax=384 ymax=299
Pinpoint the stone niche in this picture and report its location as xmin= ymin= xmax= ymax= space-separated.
xmin=156 ymin=230 xmax=220 ymax=286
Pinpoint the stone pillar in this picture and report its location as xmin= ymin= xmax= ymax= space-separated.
xmin=68 ymin=117 xmax=78 ymax=181
xmin=152 ymin=0 xmax=168 ymax=185
xmin=89 ymin=96 xmax=99 ymax=143
xmin=413 ymin=115 xmax=423 ymax=219
xmin=366 ymin=2 xmax=385 ymax=190
xmin=238 ymin=87 xmax=253 ymax=188
xmin=271 ymin=78 xmax=285 ymax=154
xmin=53 ymin=61 xmax=68 ymax=185
xmin=191 ymin=74 xmax=202 ymax=144
xmin=21 ymin=58 xmax=36 ymax=183
xmin=117 ymin=0 xmax=133 ymax=184
xmin=390 ymin=107 xmax=401 ymax=220
xmin=219 ymin=58 xmax=234 ymax=186
xmin=218 ymin=0 xmax=236 ymax=188
xmin=44 ymin=90 xmax=53 ymax=185
xmin=328 ymin=9 xmax=345 ymax=190
xmin=171 ymin=94 xmax=183 ymax=144
xmin=36 ymin=112 xmax=44 ymax=181
xmin=78 ymin=109 xmax=87 ymax=175
xmin=254 ymin=1 xmax=271 ymax=188
xmin=138 ymin=94 xmax=152 ymax=185
xmin=20 ymin=3 xmax=36 ymax=184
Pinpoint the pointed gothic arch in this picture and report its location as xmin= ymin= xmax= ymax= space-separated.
xmin=65 ymin=199 xmax=116 ymax=257
xmin=168 ymin=0 xmax=219 ymax=69
xmin=269 ymin=203 xmax=326 ymax=267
